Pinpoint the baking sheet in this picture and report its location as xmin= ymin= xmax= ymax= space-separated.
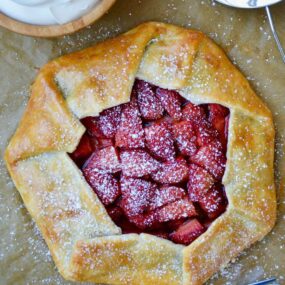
xmin=0 ymin=0 xmax=284 ymax=284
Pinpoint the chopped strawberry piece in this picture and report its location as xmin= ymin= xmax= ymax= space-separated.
xmin=170 ymin=219 xmax=205 ymax=245
xmin=89 ymin=137 xmax=114 ymax=151
xmin=145 ymin=121 xmax=175 ymax=161
xmin=156 ymin=88 xmax=182 ymax=120
xmin=152 ymin=157 xmax=188 ymax=184
xmin=208 ymin=104 xmax=229 ymax=120
xmin=190 ymin=141 xmax=226 ymax=180
xmin=173 ymin=121 xmax=197 ymax=156
xmin=155 ymin=198 xmax=197 ymax=223
xmin=195 ymin=119 xmax=219 ymax=147
xmin=187 ymin=164 xmax=215 ymax=202
xmin=96 ymin=138 xmax=114 ymax=149
xmin=150 ymin=186 xmax=186 ymax=210
xmin=89 ymin=137 xmax=99 ymax=150
xmin=81 ymin=117 xmax=105 ymax=138
xmin=208 ymin=138 xmax=224 ymax=151
xmin=156 ymin=115 xmax=174 ymax=130
xmin=107 ymin=205 xmax=124 ymax=223
xmin=128 ymin=212 xmax=159 ymax=230
xmin=209 ymin=113 xmax=225 ymax=137
xmin=167 ymin=218 xmax=187 ymax=231
xmin=81 ymin=106 xmax=122 ymax=139
xmin=182 ymin=103 xmax=206 ymax=125
xmin=135 ymin=80 xmax=164 ymax=120
xmin=70 ymin=133 xmax=93 ymax=163
xmin=208 ymin=104 xmax=229 ymax=146
xmin=119 ymin=219 xmax=143 ymax=234
xmin=83 ymin=168 xmax=120 ymax=206
xmin=97 ymin=105 xmax=122 ymax=138
xmin=131 ymin=197 xmax=196 ymax=229
xmin=198 ymin=184 xmax=227 ymax=219
xmin=115 ymin=100 xmax=145 ymax=149
xmin=120 ymin=177 xmax=157 ymax=217
xmin=120 ymin=149 xmax=159 ymax=178
xmin=84 ymin=146 xmax=120 ymax=173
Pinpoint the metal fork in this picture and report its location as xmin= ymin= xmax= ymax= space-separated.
xmin=248 ymin=277 xmax=278 ymax=285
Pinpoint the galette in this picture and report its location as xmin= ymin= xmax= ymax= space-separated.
xmin=5 ymin=22 xmax=276 ymax=285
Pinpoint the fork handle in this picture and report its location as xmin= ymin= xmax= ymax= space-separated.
xmin=265 ymin=6 xmax=285 ymax=63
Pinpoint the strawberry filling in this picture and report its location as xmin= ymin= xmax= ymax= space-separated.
xmin=70 ymin=79 xmax=230 ymax=246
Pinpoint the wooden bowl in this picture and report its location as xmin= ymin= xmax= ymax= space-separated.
xmin=0 ymin=0 xmax=116 ymax=38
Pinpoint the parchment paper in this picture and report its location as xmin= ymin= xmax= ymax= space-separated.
xmin=0 ymin=1 xmax=284 ymax=284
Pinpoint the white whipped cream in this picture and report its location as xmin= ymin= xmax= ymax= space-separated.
xmin=0 ymin=0 xmax=100 ymax=25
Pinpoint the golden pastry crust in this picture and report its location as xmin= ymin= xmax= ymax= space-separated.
xmin=5 ymin=22 xmax=276 ymax=285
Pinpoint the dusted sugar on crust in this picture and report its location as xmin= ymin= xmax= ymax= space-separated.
xmin=5 ymin=22 xmax=276 ymax=285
